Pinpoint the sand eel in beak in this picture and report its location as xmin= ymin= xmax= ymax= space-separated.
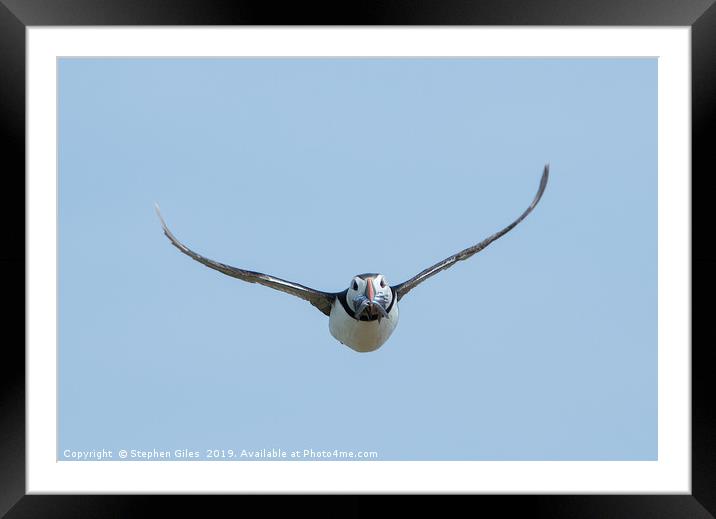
xmin=156 ymin=164 xmax=549 ymax=352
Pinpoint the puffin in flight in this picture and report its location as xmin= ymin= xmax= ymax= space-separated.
xmin=156 ymin=164 xmax=549 ymax=353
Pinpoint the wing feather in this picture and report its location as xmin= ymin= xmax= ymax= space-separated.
xmin=155 ymin=204 xmax=336 ymax=316
xmin=392 ymin=164 xmax=549 ymax=301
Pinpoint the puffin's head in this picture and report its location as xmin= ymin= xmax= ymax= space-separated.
xmin=346 ymin=273 xmax=393 ymax=321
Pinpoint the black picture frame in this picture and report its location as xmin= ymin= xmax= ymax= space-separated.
xmin=1 ymin=1 xmax=712 ymax=517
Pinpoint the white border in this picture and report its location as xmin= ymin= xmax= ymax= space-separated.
xmin=27 ymin=27 xmax=690 ymax=493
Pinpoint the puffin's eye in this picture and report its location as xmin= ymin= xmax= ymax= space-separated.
xmin=352 ymin=280 xmax=359 ymax=291
xmin=380 ymin=278 xmax=386 ymax=288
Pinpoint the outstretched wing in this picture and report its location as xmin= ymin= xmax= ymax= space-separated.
xmin=155 ymin=204 xmax=336 ymax=316
xmin=392 ymin=164 xmax=549 ymax=301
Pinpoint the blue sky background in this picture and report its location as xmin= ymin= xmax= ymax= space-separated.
xmin=58 ymin=58 xmax=657 ymax=461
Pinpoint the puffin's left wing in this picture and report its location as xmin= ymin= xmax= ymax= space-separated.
xmin=392 ymin=164 xmax=549 ymax=301
xmin=155 ymin=204 xmax=336 ymax=316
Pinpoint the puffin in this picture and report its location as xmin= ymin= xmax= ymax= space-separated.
xmin=156 ymin=164 xmax=549 ymax=352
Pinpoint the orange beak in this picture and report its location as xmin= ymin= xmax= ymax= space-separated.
xmin=365 ymin=276 xmax=375 ymax=302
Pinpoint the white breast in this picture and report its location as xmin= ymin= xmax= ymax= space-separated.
xmin=328 ymin=299 xmax=400 ymax=352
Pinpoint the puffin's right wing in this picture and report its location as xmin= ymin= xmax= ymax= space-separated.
xmin=392 ymin=164 xmax=549 ymax=301
xmin=155 ymin=204 xmax=336 ymax=316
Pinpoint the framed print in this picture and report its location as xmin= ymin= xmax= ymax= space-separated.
xmin=2 ymin=0 xmax=713 ymax=517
